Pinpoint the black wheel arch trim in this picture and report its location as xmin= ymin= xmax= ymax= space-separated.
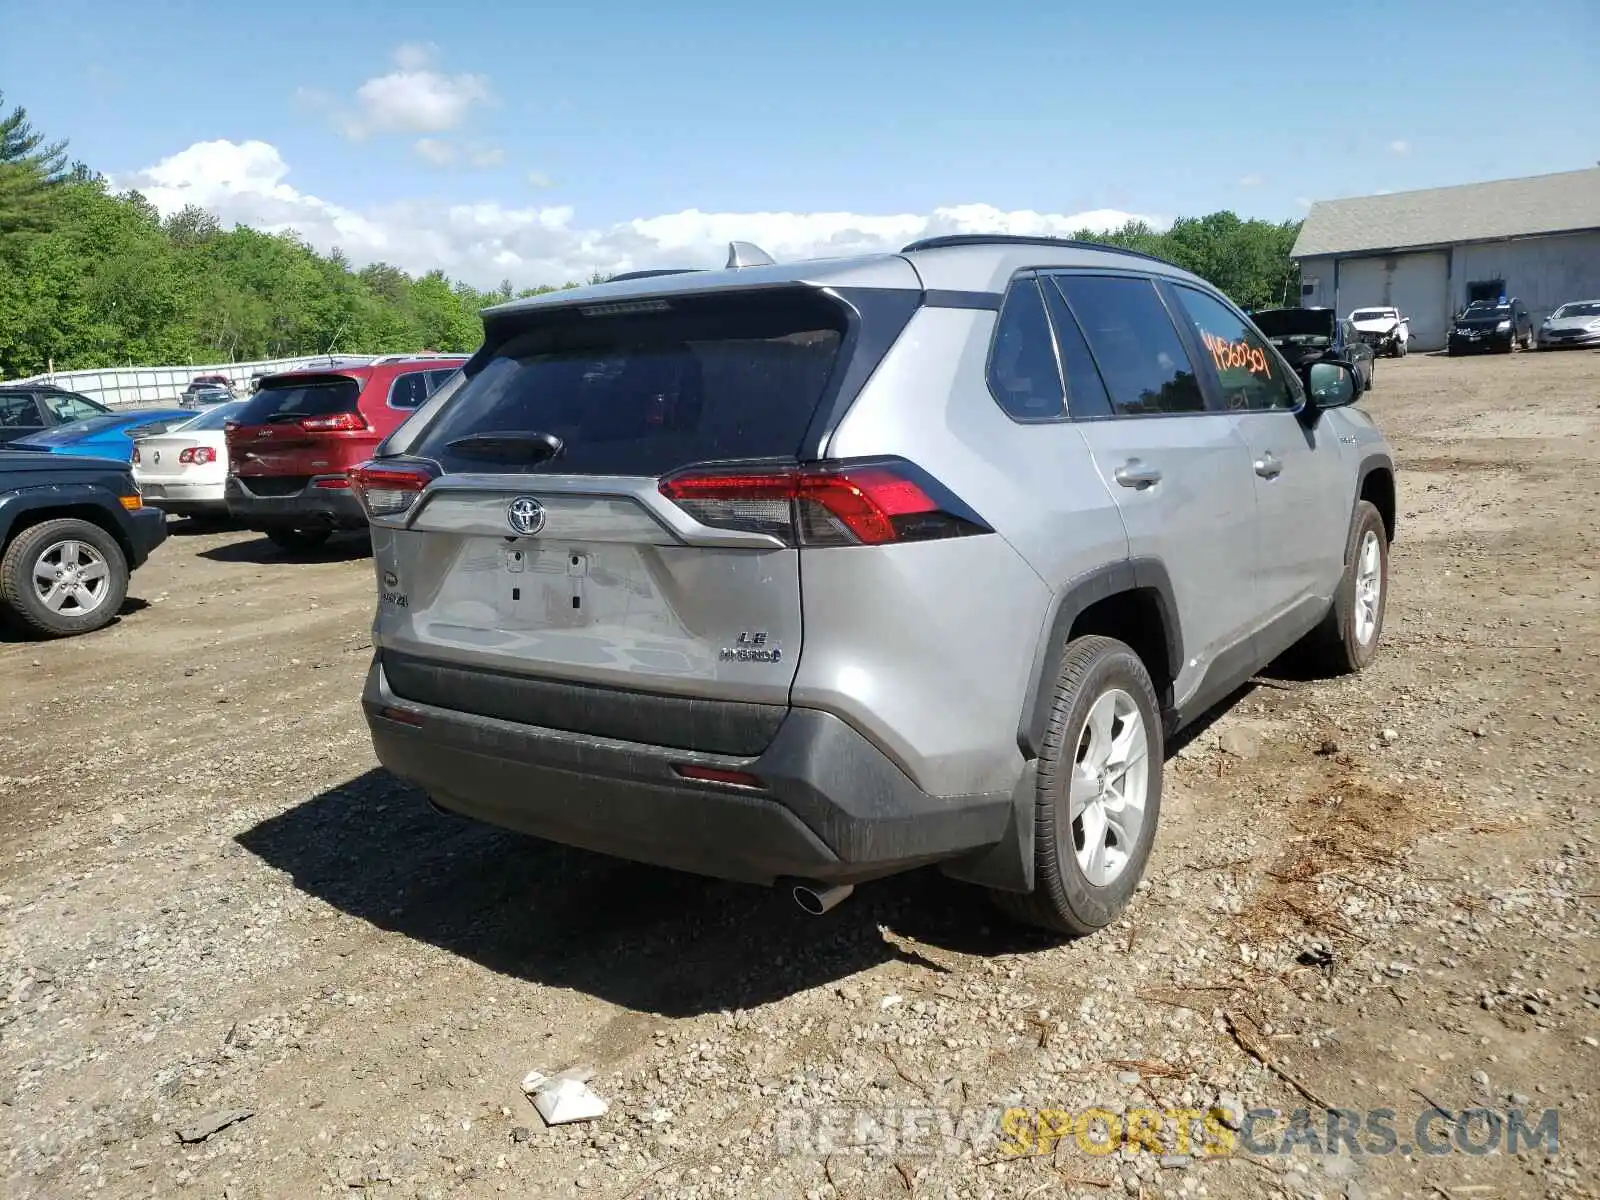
xmin=0 ymin=484 xmax=144 ymax=567
xmin=1354 ymin=451 xmax=1396 ymax=551
xmin=1016 ymin=557 xmax=1183 ymax=760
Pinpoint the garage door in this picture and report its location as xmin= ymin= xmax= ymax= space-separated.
xmin=1338 ymin=252 xmax=1450 ymax=349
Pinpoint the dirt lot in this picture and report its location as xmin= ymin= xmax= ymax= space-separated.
xmin=2 ymin=349 xmax=1597 ymax=1200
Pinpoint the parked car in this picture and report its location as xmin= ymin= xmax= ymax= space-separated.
xmin=184 ymin=374 xmax=235 ymax=398
xmin=0 ymin=448 xmax=168 ymax=637
xmin=223 ymin=356 xmax=467 ymax=551
xmin=178 ymin=384 xmax=236 ymax=410
xmin=132 ymin=401 xmax=247 ymax=518
xmin=9 ymin=408 xmax=193 ymax=462
xmin=0 ymin=384 xmax=111 ymax=446
xmin=1448 ymin=298 xmax=1533 ymax=354
xmin=1537 ymin=299 xmax=1600 ymax=349
xmin=1348 ymin=307 xmax=1410 ymax=357
xmin=1250 ymin=307 xmax=1376 ymax=392
xmin=350 ymin=235 xmax=1395 ymax=934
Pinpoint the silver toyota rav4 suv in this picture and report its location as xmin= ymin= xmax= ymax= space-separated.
xmin=351 ymin=235 xmax=1395 ymax=934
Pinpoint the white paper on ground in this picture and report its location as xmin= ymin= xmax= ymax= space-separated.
xmin=531 ymin=1077 xmax=609 ymax=1125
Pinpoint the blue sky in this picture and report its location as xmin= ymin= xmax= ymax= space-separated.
xmin=4 ymin=0 xmax=1596 ymax=286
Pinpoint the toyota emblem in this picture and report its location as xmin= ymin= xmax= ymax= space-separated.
xmin=506 ymin=496 xmax=546 ymax=536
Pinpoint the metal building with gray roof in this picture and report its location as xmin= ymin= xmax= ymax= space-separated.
xmin=1292 ymin=168 xmax=1600 ymax=349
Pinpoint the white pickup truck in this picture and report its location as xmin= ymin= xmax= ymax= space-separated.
xmin=1349 ymin=307 xmax=1411 ymax=357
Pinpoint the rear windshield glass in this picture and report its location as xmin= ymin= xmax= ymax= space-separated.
xmin=234 ymin=376 xmax=362 ymax=424
xmin=29 ymin=414 xmax=129 ymax=441
xmin=1350 ymin=310 xmax=1394 ymax=322
xmin=178 ymin=401 xmax=247 ymax=431
xmin=412 ymin=291 xmax=846 ymax=475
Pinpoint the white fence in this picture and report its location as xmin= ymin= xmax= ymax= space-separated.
xmin=9 ymin=355 xmax=383 ymax=409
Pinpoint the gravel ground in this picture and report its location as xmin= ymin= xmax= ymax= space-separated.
xmin=2 ymin=349 xmax=1597 ymax=1200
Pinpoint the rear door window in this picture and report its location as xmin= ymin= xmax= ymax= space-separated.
xmin=234 ymin=376 xmax=363 ymax=424
xmin=0 ymin=392 xmax=45 ymax=430
xmin=1039 ymin=282 xmax=1114 ymax=419
xmin=412 ymin=290 xmax=847 ymax=475
xmin=1049 ymin=276 xmax=1206 ymax=416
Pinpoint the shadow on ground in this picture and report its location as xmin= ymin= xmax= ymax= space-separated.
xmin=237 ymin=680 xmax=1255 ymax=1019
xmin=0 ymin=595 xmax=152 ymax=643
xmin=166 ymin=515 xmax=245 ymax=536
xmin=238 ymin=767 xmax=1069 ymax=1017
xmin=198 ymin=532 xmax=372 ymax=564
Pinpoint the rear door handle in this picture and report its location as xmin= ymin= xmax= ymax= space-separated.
xmin=1254 ymin=452 xmax=1282 ymax=479
xmin=1113 ymin=460 xmax=1162 ymax=488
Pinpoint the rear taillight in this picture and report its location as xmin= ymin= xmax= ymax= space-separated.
xmin=349 ymin=461 xmax=437 ymax=518
xmin=178 ymin=447 xmax=217 ymax=465
xmin=299 ymin=411 xmax=368 ymax=433
xmin=130 ymin=447 xmax=141 ymax=465
xmin=658 ymin=458 xmax=991 ymax=547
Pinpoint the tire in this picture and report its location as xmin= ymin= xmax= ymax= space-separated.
xmin=1394 ymin=337 xmax=1408 ymax=358
xmin=990 ymin=635 xmax=1163 ymax=936
xmin=0 ymin=518 xmax=129 ymax=638
xmin=1297 ymin=500 xmax=1388 ymax=675
xmin=265 ymin=527 xmax=332 ymax=553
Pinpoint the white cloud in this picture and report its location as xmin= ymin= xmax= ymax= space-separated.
xmin=413 ymin=138 xmax=456 ymax=167
xmin=117 ymin=139 xmax=1164 ymax=291
xmin=1388 ymin=139 xmax=1410 ymax=155
xmin=527 ymin=171 xmax=554 ymax=189
xmin=1237 ymin=174 xmax=1264 ymax=187
xmin=411 ymin=139 xmax=504 ymax=170
xmin=335 ymin=45 xmax=490 ymax=139
xmin=1295 ymin=196 xmax=1314 ymax=209
xmin=393 ymin=41 xmax=437 ymax=71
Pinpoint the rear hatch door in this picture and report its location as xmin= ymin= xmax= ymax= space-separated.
xmin=227 ymin=374 xmax=367 ymax=487
xmin=367 ymin=288 xmax=864 ymax=746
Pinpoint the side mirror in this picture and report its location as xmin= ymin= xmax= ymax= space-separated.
xmin=1304 ymin=361 xmax=1357 ymax=411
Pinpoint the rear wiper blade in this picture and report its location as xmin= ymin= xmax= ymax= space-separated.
xmin=444 ymin=431 xmax=565 ymax=463
xmin=265 ymin=411 xmax=311 ymax=423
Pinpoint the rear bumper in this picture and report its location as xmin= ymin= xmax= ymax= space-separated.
xmin=225 ymin=475 xmax=366 ymax=529
xmin=139 ymin=479 xmax=227 ymax=515
xmin=127 ymin=506 xmax=168 ymax=568
xmin=362 ymin=656 xmax=1017 ymax=886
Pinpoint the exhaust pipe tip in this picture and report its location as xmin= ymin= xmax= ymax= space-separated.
xmin=791 ymin=881 xmax=854 ymax=916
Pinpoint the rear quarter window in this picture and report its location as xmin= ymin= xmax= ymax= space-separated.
xmin=411 ymin=291 xmax=847 ymax=476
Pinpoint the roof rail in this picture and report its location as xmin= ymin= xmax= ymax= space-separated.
xmin=368 ymin=352 xmax=468 ymax=366
xmin=608 ymin=268 xmax=703 ymax=283
xmin=899 ymin=233 xmax=1173 ymax=266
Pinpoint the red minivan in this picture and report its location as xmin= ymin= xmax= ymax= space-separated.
xmin=224 ymin=355 xmax=467 ymax=550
